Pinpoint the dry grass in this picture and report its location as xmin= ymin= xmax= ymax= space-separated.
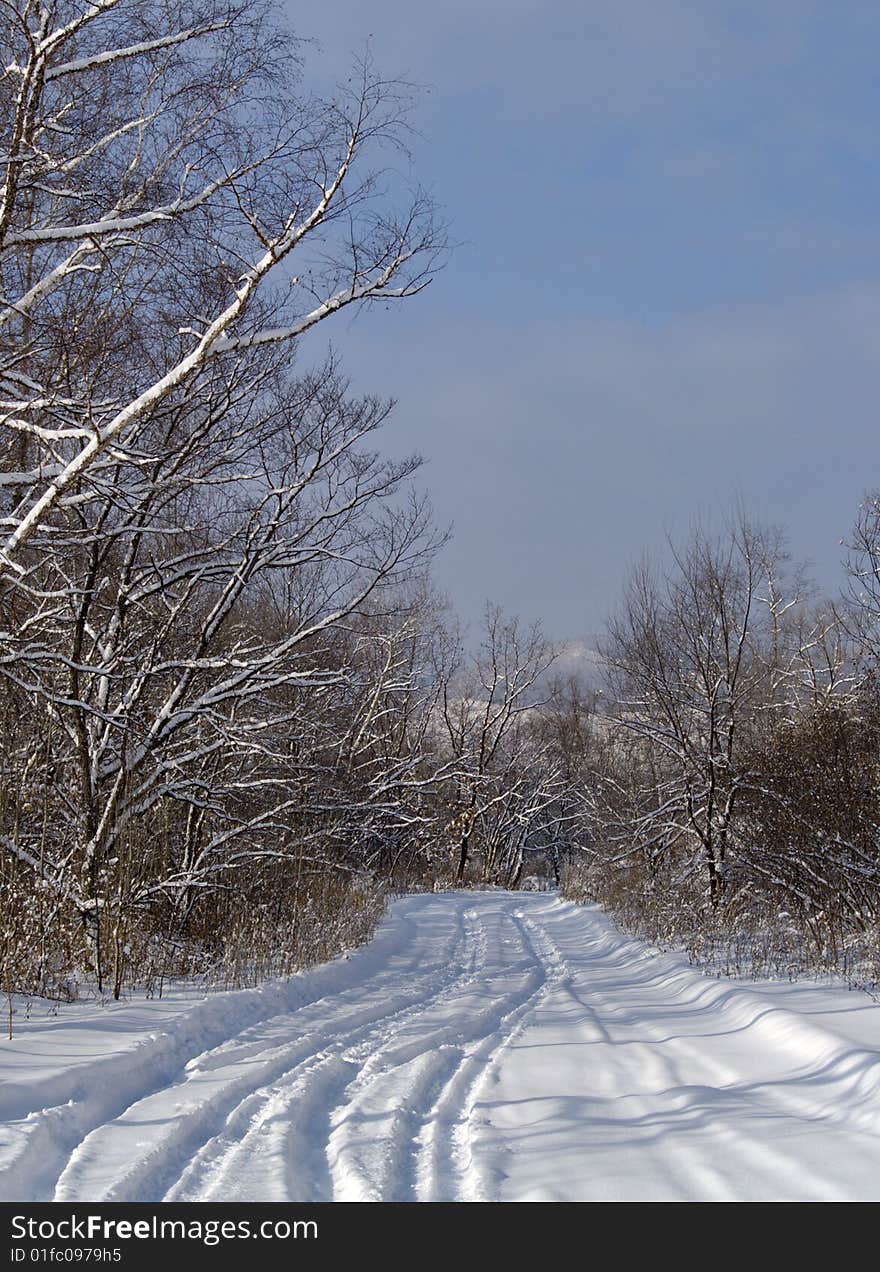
xmin=2 ymin=864 xmax=388 ymax=1009
xmin=561 ymin=856 xmax=880 ymax=993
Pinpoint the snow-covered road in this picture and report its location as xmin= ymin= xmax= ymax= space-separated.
xmin=3 ymin=892 xmax=880 ymax=1202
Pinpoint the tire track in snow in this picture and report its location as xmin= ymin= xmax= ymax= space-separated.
xmin=53 ymin=899 xmax=477 ymax=1202
xmin=412 ymin=907 xmax=565 ymax=1202
xmin=167 ymin=905 xmax=484 ymax=1202
xmin=2 ymin=908 xmax=428 ymax=1202
xmin=177 ymin=901 xmax=523 ymax=1203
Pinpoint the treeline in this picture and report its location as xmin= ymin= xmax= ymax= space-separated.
xmin=563 ymin=506 xmax=880 ymax=985
xmin=3 ymin=2 xmax=879 ymax=1007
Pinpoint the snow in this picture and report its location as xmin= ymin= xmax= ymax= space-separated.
xmin=2 ymin=891 xmax=880 ymax=1202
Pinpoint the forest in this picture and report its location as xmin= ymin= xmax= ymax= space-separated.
xmin=3 ymin=0 xmax=880 ymax=1010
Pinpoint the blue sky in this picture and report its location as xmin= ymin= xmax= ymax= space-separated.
xmin=287 ymin=1 xmax=880 ymax=640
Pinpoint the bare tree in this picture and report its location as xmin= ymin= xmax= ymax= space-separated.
xmin=0 ymin=354 xmax=442 ymax=988
xmin=438 ymin=605 xmax=556 ymax=883
xmin=0 ymin=0 xmax=442 ymax=579
xmin=533 ymin=673 xmax=598 ymax=884
xmin=602 ymin=514 xmax=792 ymax=905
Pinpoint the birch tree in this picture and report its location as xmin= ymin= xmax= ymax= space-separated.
xmin=0 ymin=0 xmax=441 ymax=580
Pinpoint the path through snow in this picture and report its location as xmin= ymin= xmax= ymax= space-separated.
xmin=2 ymin=892 xmax=880 ymax=1201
